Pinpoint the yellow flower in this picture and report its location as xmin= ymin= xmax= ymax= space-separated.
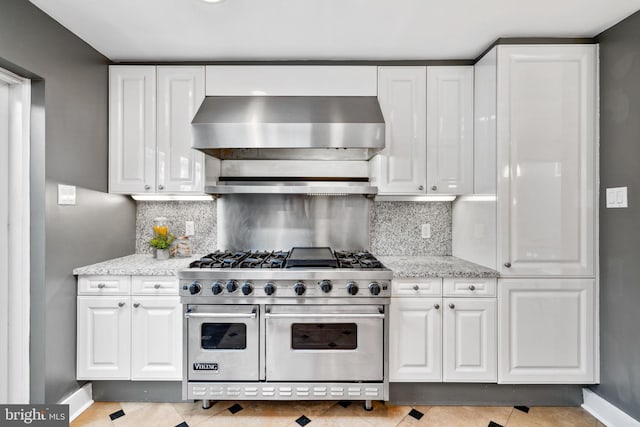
xmin=153 ymin=225 xmax=168 ymax=236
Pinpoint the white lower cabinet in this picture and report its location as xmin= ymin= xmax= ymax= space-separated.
xmin=443 ymin=298 xmax=497 ymax=382
xmin=498 ymin=279 xmax=595 ymax=384
xmin=390 ymin=278 xmax=497 ymax=383
xmin=77 ymin=296 xmax=132 ymax=380
xmin=131 ymin=296 xmax=182 ymax=380
xmin=77 ymin=275 xmax=182 ymax=381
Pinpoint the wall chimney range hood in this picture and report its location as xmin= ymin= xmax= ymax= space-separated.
xmin=191 ymin=96 xmax=385 ymax=161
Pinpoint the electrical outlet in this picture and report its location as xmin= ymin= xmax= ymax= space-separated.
xmin=421 ymin=223 xmax=431 ymax=239
xmin=606 ymin=187 xmax=628 ymax=208
xmin=57 ymin=184 xmax=76 ymax=205
xmin=185 ymin=221 xmax=195 ymax=236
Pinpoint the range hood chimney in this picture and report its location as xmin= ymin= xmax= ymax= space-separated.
xmin=191 ymin=96 xmax=385 ymax=161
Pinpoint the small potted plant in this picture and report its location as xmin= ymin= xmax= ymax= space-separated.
xmin=150 ymin=225 xmax=176 ymax=260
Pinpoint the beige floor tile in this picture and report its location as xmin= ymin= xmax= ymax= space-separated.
xmin=292 ymin=400 xmax=337 ymax=417
xmin=118 ymin=402 xmax=156 ymax=415
xmin=394 ymin=406 xmax=432 ymax=426
xmin=172 ymin=400 xmax=229 ymax=425
xmin=506 ymin=406 xmax=597 ymax=427
xmin=195 ymin=401 xmax=302 ymax=427
xmin=71 ymin=401 xmax=121 ymax=427
xmin=112 ymin=402 xmax=184 ymax=427
xmin=418 ymin=405 xmax=513 ymax=427
xmin=308 ymin=401 xmax=410 ymax=427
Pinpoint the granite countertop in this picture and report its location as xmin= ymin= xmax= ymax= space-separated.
xmin=73 ymin=254 xmax=202 ymax=276
xmin=376 ymin=255 xmax=499 ymax=279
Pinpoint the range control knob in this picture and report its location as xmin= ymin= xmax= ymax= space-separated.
xmin=189 ymin=281 xmax=201 ymax=295
xmin=211 ymin=281 xmax=223 ymax=295
xmin=346 ymin=282 xmax=359 ymax=296
xmin=294 ymin=282 xmax=306 ymax=296
xmin=241 ymin=282 xmax=253 ymax=296
xmin=320 ymin=280 xmax=333 ymax=293
xmin=264 ymin=282 xmax=276 ymax=296
xmin=226 ymin=280 xmax=238 ymax=293
xmin=369 ymin=282 xmax=381 ymax=296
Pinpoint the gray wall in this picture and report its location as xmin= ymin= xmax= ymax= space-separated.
xmin=594 ymin=10 xmax=640 ymax=421
xmin=0 ymin=0 xmax=136 ymax=403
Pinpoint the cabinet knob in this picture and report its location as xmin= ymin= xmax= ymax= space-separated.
xmin=449 ymin=303 xmax=455 ymax=309
xmin=158 ymin=185 xmax=164 ymax=190
xmin=144 ymin=185 xmax=151 ymax=190
xmin=118 ymin=302 xmax=125 ymax=307
xmin=504 ymin=262 xmax=512 ymax=268
xmin=431 ymin=185 xmax=438 ymax=191
xmin=97 ymin=283 xmax=106 ymax=289
xmin=468 ymin=284 xmax=476 ymax=291
xmin=433 ymin=303 xmax=440 ymax=310
xmin=154 ymin=284 xmax=161 ymax=289
xmin=133 ymin=303 xmax=140 ymax=308
xmin=418 ymin=185 xmax=424 ymax=191
xmin=413 ymin=285 xmax=419 ymax=291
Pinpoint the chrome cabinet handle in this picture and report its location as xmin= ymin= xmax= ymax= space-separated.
xmin=154 ymin=284 xmax=161 ymax=289
xmin=434 ymin=303 xmax=440 ymax=310
xmin=264 ymin=313 xmax=385 ymax=319
xmin=118 ymin=302 xmax=125 ymax=307
xmin=418 ymin=185 xmax=424 ymax=191
xmin=144 ymin=185 xmax=151 ymax=190
xmin=133 ymin=303 xmax=140 ymax=308
xmin=449 ymin=303 xmax=455 ymax=309
xmin=413 ymin=285 xmax=419 ymax=291
xmin=468 ymin=285 xmax=476 ymax=291
xmin=431 ymin=185 xmax=438 ymax=191
xmin=97 ymin=283 xmax=106 ymax=289
xmin=185 ymin=312 xmax=257 ymax=319
xmin=158 ymin=185 xmax=164 ymax=190
xmin=504 ymin=262 xmax=511 ymax=268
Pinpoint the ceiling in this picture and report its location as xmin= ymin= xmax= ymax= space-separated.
xmin=29 ymin=0 xmax=640 ymax=61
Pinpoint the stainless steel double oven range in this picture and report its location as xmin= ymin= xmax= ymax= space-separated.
xmin=179 ymin=247 xmax=392 ymax=409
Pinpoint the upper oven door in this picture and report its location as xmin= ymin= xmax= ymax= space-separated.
xmin=186 ymin=305 xmax=259 ymax=381
xmin=265 ymin=305 xmax=384 ymax=382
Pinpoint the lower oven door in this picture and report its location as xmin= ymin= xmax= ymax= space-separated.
xmin=265 ymin=305 xmax=384 ymax=381
xmin=186 ymin=305 xmax=259 ymax=381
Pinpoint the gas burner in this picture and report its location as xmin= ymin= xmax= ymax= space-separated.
xmin=190 ymin=250 xmax=290 ymax=269
xmin=335 ymin=251 xmax=383 ymax=269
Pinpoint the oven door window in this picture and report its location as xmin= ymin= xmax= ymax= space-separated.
xmin=291 ymin=323 xmax=357 ymax=350
xmin=201 ymin=323 xmax=247 ymax=350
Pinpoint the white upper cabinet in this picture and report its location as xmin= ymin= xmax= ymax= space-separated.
xmin=109 ymin=66 xmax=156 ymax=193
xmin=496 ymin=45 xmax=597 ymax=277
xmin=426 ymin=66 xmax=474 ymax=195
xmin=157 ymin=66 xmax=205 ymax=193
xmin=109 ymin=65 xmax=206 ymax=194
xmin=374 ymin=67 xmax=427 ymax=195
xmin=498 ymin=279 xmax=595 ymax=383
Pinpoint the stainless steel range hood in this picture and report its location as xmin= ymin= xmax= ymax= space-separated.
xmin=192 ymin=96 xmax=385 ymax=161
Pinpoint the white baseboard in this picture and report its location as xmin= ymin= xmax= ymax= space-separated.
xmin=58 ymin=382 xmax=94 ymax=422
xmin=582 ymin=388 xmax=640 ymax=427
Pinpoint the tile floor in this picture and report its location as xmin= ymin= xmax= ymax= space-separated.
xmin=70 ymin=400 xmax=605 ymax=427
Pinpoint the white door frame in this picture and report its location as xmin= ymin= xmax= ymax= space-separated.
xmin=0 ymin=66 xmax=31 ymax=404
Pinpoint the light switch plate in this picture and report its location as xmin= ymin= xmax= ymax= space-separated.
xmin=421 ymin=223 xmax=431 ymax=239
xmin=606 ymin=187 xmax=628 ymax=208
xmin=57 ymin=184 xmax=76 ymax=205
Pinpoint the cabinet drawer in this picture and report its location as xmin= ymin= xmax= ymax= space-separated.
xmin=392 ymin=278 xmax=442 ymax=297
xmin=443 ymin=278 xmax=496 ymax=297
xmin=78 ymin=276 xmax=130 ymax=295
xmin=131 ymin=276 xmax=178 ymax=295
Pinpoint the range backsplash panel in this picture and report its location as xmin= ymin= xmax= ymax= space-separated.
xmin=136 ymin=200 xmax=451 ymax=256
xmin=136 ymin=200 xmax=217 ymax=254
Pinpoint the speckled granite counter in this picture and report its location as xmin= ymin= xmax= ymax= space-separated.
xmin=376 ymin=256 xmax=499 ymax=278
xmin=73 ymin=254 xmax=202 ymax=276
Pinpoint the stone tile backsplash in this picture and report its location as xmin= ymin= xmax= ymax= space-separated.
xmin=136 ymin=200 xmax=451 ymax=256
xmin=136 ymin=200 xmax=217 ymax=254
xmin=369 ymin=201 xmax=452 ymax=256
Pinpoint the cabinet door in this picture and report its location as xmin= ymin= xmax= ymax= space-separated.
xmin=375 ymin=67 xmax=427 ymax=194
xmin=77 ymin=296 xmax=131 ymax=380
xmin=443 ymin=298 xmax=497 ymax=382
xmin=109 ymin=66 xmax=156 ymax=194
xmin=426 ymin=66 xmax=474 ymax=195
xmin=157 ymin=66 xmax=205 ymax=193
xmin=131 ymin=296 xmax=182 ymax=380
xmin=497 ymin=45 xmax=596 ymax=276
xmin=389 ymin=298 xmax=441 ymax=381
xmin=498 ymin=279 xmax=595 ymax=383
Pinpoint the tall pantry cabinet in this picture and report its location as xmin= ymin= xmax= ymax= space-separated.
xmin=453 ymin=44 xmax=598 ymax=384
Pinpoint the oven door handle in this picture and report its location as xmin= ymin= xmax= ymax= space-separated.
xmin=264 ymin=313 xmax=385 ymax=319
xmin=185 ymin=312 xmax=257 ymax=319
